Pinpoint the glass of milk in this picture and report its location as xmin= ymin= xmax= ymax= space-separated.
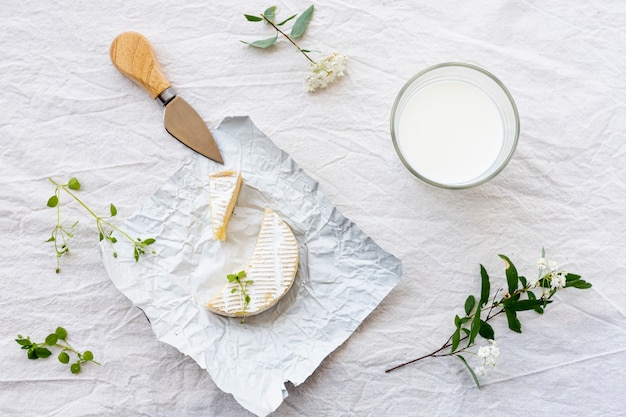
xmin=391 ymin=63 xmax=520 ymax=189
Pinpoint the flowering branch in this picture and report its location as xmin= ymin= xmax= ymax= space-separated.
xmin=386 ymin=250 xmax=592 ymax=388
xmin=241 ymin=4 xmax=349 ymax=93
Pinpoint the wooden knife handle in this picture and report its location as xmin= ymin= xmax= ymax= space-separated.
xmin=110 ymin=31 xmax=172 ymax=99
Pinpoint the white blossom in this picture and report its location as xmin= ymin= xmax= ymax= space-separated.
xmin=474 ymin=340 xmax=500 ymax=376
xmin=528 ymin=276 xmax=540 ymax=289
xmin=550 ymin=271 xmax=567 ymax=289
xmin=304 ymin=52 xmax=349 ymax=93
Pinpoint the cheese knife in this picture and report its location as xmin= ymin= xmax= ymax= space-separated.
xmin=110 ymin=31 xmax=223 ymax=164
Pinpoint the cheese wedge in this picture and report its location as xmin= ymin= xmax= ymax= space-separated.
xmin=207 ymin=208 xmax=299 ymax=318
xmin=209 ymin=170 xmax=242 ymax=241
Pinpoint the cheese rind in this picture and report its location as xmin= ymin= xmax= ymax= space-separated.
xmin=208 ymin=171 xmax=242 ymax=241
xmin=207 ymin=208 xmax=299 ymax=318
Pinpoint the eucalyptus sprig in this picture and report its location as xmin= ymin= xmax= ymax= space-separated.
xmin=242 ymin=5 xmax=349 ymax=92
xmin=242 ymin=5 xmax=315 ymax=60
xmin=15 ymin=327 xmax=100 ymax=374
xmin=227 ymin=270 xmax=254 ymax=323
xmin=46 ymin=177 xmax=155 ymax=273
xmin=385 ymin=249 xmax=592 ymax=388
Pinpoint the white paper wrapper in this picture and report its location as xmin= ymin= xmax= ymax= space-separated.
xmin=101 ymin=116 xmax=403 ymax=416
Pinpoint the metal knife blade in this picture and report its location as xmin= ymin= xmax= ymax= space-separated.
xmin=109 ymin=31 xmax=223 ymax=164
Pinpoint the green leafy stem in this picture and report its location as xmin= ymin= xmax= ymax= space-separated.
xmin=46 ymin=177 xmax=155 ymax=273
xmin=385 ymin=251 xmax=592 ymax=388
xmin=242 ymin=5 xmax=316 ymax=64
xmin=15 ymin=327 xmax=100 ymax=374
xmin=227 ymin=270 xmax=254 ymax=323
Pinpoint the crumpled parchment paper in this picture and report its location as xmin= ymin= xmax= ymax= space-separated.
xmin=101 ymin=116 xmax=402 ymax=416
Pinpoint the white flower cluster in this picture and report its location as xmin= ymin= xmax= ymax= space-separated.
xmin=304 ymin=52 xmax=349 ymax=93
xmin=474 ymin=339 xmax=500 ymax=376
xmin=532 ymin=257 xmax=567 ymax=294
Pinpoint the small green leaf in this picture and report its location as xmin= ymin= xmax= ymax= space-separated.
xmin=99 ymin=232 xmax=104 ymax=241
xmin=245 ymin=295 xmax=251 ymax=304
xmin=468 ymin=306 xmax=481 ymax=346
xmin=16 ymin=338 xmax=31 ymax=347
xmin=45 ymin=235 xmax=55 ymax=242
xmin=519 ymin=275 xmax=527 ymax=287
xmin=231 ymin=288 xmax=237 ymax=294
xmin=478 ymin=320 xmax=495 ymax=340
xmin=245 ymin=280 xmax=254 ymax=285
xmin=141 ymin=238 xmax=156 ymax=246
xmin=457 ymin=355 xmax=481 ymax=389
xmin=58 ymin=351 xmax=70 ymax=364
xmin=263 ymin=6 xmax=276 ymax=22
xmin=504 ymin=308 xmax=522 ymax=333
xmin=479 ymin=265 xmax=490 ymax=307
xmin=68 ymin=177 xmax=81 ymax=190
xmin=70 ymin=362 xmax=81 ymax=374
xmin=567 ymin=280 xmax=592 ymax=289
xmin=45 ymin=334 xmax=58 ymax=346
xmin=244 ymin=14 xmax=263 ymax=22
xmin=464 ymin=295 xmax=476 ymax=316
xmin=451 ymin=327 xmax=461 ymax=352
xmin=110 ymin=203 xmax=117 ymax=217
xmin=227 ymin=274 xmax=237 ymax=282
xmin=291 ymin=4 xmax=314 ymax=38
xmin=506 ymin=299 xmax=552 ymax=311
xmin=34 ymin=347 xmax=52 ymax=358
xmin=454 ymin=314 xmax=461 ymax=328
xmin=27 ymin=349 xmax=38 ymax=360
xmin=55 ymin=327 xmax=67 ymax=340
xmin=82 ymin=351 xmax=94 ymax=361
xmin=241 ymin=35 xmax=278 ymax=49
xmin=237 ymin=270 xmax=247 ymax=279
xmin=133 ymin=246 xmax=139 ymax=262
xmin=47 ymin=195 xmax=59 ymax=207
xmin=499 ymin=254 xmax=519 ymax=294
xmin=277 ymin=13 xmax=297 ymax=26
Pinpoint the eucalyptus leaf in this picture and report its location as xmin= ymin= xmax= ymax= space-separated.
xmin=457 ymin=355 xmax=481 ymax=389
xmin=291 ymin=4 xmax=314 ymax=39
xmin=263 ymin=6 xmax=276 ymax=22
xmin=244 ymin=14 xmax=263 ymax=22
xmin=277 ymin=13 xmax=297 ymax=26
xmin=241 ymin=35 xmax=278 ymax=49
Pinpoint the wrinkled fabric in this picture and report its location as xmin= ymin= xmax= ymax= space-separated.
xmin=1 ymin=0 xmax=626 ymax=416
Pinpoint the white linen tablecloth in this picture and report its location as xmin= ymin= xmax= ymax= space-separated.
xmin=2 ymin=1 xmax=625 ymax=416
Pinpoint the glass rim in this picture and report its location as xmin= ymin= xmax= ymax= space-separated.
xmin=390 ymin=62 xmax=520 ymax=189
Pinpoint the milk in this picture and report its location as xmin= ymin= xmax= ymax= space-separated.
xmin=397 ymin=80 xmax=504 ymax=185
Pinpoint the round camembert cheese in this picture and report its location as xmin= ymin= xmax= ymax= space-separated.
xmin=206 ymin=208 xmax=299 ymax=318
xmin=209 ymin=170 xmax=242 ymax=241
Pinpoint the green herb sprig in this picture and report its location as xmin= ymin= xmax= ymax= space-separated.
xmin=227 ymin=270 xmax=254 ymax=323
xmin=15 ymin=327 xmax=100 ymax=374
xmin=242 ymin=5 xmax=315 ymax=62
xmin=46 ymin=177 xmax=156 ymax=272
xmin=385 ymin=249 xmax=592 ymax=388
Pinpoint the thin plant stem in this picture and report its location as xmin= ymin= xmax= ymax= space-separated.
xmin=261 ymin=14 xmax=316 ymax=64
